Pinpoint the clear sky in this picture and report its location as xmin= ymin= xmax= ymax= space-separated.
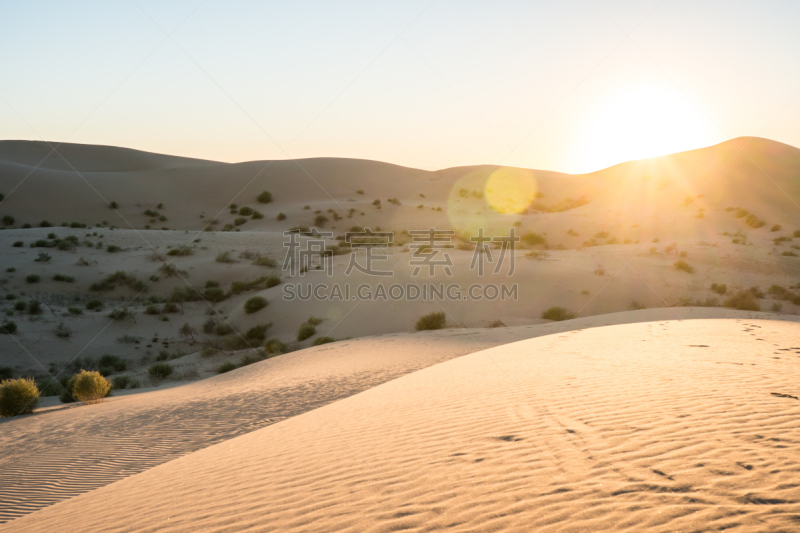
xmin=1 ymin=1 xmax=799 ymax=173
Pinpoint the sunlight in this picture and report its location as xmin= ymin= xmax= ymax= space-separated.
xmin=576 ymin=87 xmax=717 ymax=173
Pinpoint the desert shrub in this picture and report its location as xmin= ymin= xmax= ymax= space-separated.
xmin=2 ymin=215 xmax=14 ymax=226
xmin=748 ymin=286 xmax=765 ymax=298
xmin=415 ymin=311 xmax=446 ymax=331
xmin=0 ymin=321 xmax=17 ymax=334
xmin=673 ymin=259 xmax=694 ymax=273
xmin=53 ymin=273 xmax=75 ymax=282
xmin=630 ymin=301 xmax=646 ymax=310
xmin=54 ymin=322 xmax=72 ymax=338
xmin=525 ymin=250 xmax=550 ymax=261
xmin=312 ymin=336 xmax=335 ymax=346
xmin=6 ymin=267 xmax=14 ymax=273
xmin=215 ymin=251 xmax=237 ymax=263
xmin=222 ymin=334 xmax=250 ymax=350
xmin=265 ymin=274 xmax=281 ymax=288
xmin=34 ymin=252 xmax=52 ymax=262
xmin=111 ymin=375 xmax=131 ymax=389
xmin=314 ymin=215 xmax=329 ymax=227
xmin=162 ymin=302 xmax=180 ymax=313
xmin=724 ymin=291 xmax=761 ymax=311
xmin=148 ymin=362 xmax=173 ymax=380
xmin=0 ymin=368 xmax=12 ymax=380
xmin=253 ymin=256 xmax=277 ymax=267
xmin=297 ymin=322 xmax=316 ymax=341
xmin=67 ymin=306 xmax=83 ymax=315
xmin=106 ymin=245 xmax=121 ymax=253
xmin=26 ymin=274 xmax=40 ymax=284
xmin=27 ymin=301 xmax=42 ymax=315
xmin=108 ymin=308 xmax=134 ymax=321
xmin=214 ymin=322 xmax=234 ymax=336
xmin=771 ymin=224 xmax=782 ymax=232
xmin=12 ymin=241 xmax=23 ymax=247
xmin=233 ymin=217 xmax=247 ymax=226
xmin=710 ymin=283 xmax=727 ymax=295
xmin=217 ymin=361 xmax=237 ymax=374
xmin=771 ymin=302 xmax=783 ymax=312
xmin=264 ymin=338 xmax=287 ymax=355
xmin=159 ymin=263 xmax=186 ymax=278
xmin=14 ymin=300 xmax=26 ymax=311
xmin=0 ymin=378 xmax=40 ymax=416
xmin=144 ymin=304 xmax=160 ymax=315
xmin=86 ymin=298 xmax=103 ymax=311
xmin=594 ymin=265 xmax=606 ymax=276
xmin=541 ymin=306 xmax=576 ymax=321
xmin=244 ymin=296 xmax=268 ymax=314
xmin=70 ymin=370 xmax=111 ymax=403
xmin=276 ymin=212 xmax=286 ymax=221
xmin=98 ymin=355 xmax=126 ymax=375
xmin=257 ymin=191 xmax=272 ymax=203
xmin=204 ymin=287 xmax=227 ymax=302
xmin=521 ymin=231 xmax=547 ymax=246
xmin=200 ymin=346 xmax=219 ymax=358
xmin=782 ymin=250 xmax=798 ymax=257
xmin=202 ymin=317 xmax=217 ymax=334
xmin=245 ymin=324 xmax=271 ymax=344
xmin=167 ymin=247 xmax=193 ymax=256
xmin=251 ymin=210 xmax=264 ymax=219
xmin=238 ymin=206 xmax=254 ymax=216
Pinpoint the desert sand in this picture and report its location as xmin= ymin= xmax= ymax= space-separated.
xmin=3 ymin=317 xmax=799 ymax=532
xmin=1 ymin=138 xmax=799 ymax=530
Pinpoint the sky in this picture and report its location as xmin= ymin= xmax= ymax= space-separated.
xmin=1 ymin=0 xmax=799 ymax=174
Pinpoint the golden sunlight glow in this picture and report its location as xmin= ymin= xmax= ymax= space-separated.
xmin=576 ymin=87 xmax=717 ymax=173
xmin=483 ymin=168 xmax=538 ymax=214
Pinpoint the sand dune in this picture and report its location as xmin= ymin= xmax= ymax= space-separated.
xmin=3 ymin=316 xmax=800 ymax=531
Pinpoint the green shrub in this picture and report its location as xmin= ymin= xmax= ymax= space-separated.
xmin=0 ymin=321 xmax=17 ymax=334
xmin=70 ymin=370 xmax=111 ymax=403
xmin=239 ymin=353 xmax=260 ymax=367
xmin=12 ymin=241 xmax=23 ymax=247
xmin=276 ymin=212 xmax=286 ymax=221
xmin=26 ymin=274 xmax=40 ymax=283
xmin=67 ymin=306 xmax=83 ymax=315
xmin=0 ymin=377 xmax=40 ymax=416
xmin=98 ymin=355 xmax=126 ymax=375
xmin=244 ymin=296 xmax=268 ymax=314
xmin=108 ymin=308 xmax=133 ymax=321
xmin=34 ymin=252 xmax=52 ymax=262
xmin=238 ymin=206 xmax=254 ymax=216
xmin=307 ymin=316 xmax=323 ymax=326
xmin=144 ymin=304 xmax=160 ymax=315
xmin=217 ymin=361 xmax=237 ymax=373
xmin=53 ymin=273 xmax=75 ymax=282
xmin=264 ymin=338 xmax=287 ymax=355
xmin=415 ymin=312 xmax=446 ymax=331
xmin=541 ymin=306 xmax=577 ymax=321
xmin=148 ymin=362 xmax=173 ymax=380
xmin=234 ymin=217 xmax=247 ymax=226
xmin=204 ymin=287 xmax=226 ymax=303
xmin=14 ymin=300 xmax=26 ymax=311
xmin=710 ymin=283 xmax=727 ymax=294
xmin=674 ymin=259 xmax=694 ymax=273
xmin=162 ymin=302 xmax=180 ymax=313
xmin=86 ymin=298 xmax=103 ymax=311
xmin=253 ymin=256 xmax=277 ymax=267
xmin=251 ymin=210 xmax=264 ymax=219
xmin=724 ymin=291 xmax=761 ymax=311
xmin=297 ymin=322 xmax=316 ymax=341
xmin=106 ymin=245 xmax=121 ymax=253
xmin=312 ymin=336 xmax=335 ymax=346
xmin=257 ymin=191 xmax=272 ymax=203
xmin=521 ymin=232 xmax=547 ymax=246
xmin=245 ymin=324 xmax=271 ymax=344
xmin=27 ymin=301 xmax=42 ymax=315
xmin=2 ymin=215 xmax=14 ymax=226
xmin=265 ymin=274 xmax=281 ymax=288
xmin=214 ymin=322 xmax=234 ymax=336
xmin=111 ymin=375 xmax=131 ymax=390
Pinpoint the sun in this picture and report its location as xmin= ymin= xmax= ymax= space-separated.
xmin=575 ymin=86 xmax=717 ymax=173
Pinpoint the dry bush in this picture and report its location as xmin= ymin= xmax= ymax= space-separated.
xmin=541 ymin=306 xmax=576 ymax=321
xmin=415 ymin=312 xmax=446 ymax=331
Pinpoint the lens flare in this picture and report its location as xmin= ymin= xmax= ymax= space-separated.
xmin=484 ymin=168 xmax=538 ymax=214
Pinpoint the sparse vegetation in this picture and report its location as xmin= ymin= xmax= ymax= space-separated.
xmin=724 ymin=291 xmax=761 ymax=311
xmin=0 ymin=321 xmax=17 ymax=334
xmin=415 ymin=311 xmax=446 ymax=331
xmin=771 ymin=224 xmax=782 ymax=232
xmin=541 ymin=307 xmax=576 ymax=321
xmin=257 ymin=191 xmax=273 ymax=203
xmin=53 ymin=273 xmax=75 ymax=282
xmin=86 ymin=298 xmax=103 ymax=311
xmin=217 ymin=361 xmax=237 ymax=374
xmin=26 ymin=274 xmax=40 ymax=284
xmin=312 ymin=336 xmax=335 ymax=346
